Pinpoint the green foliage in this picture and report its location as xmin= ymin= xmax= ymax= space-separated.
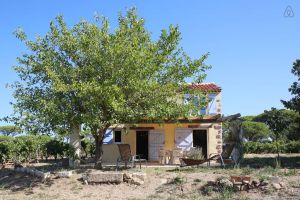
xmin=253 ymin=107 xmax=291 ymax=160
xmin=281 ymin=59 xmax=300 ymax=113
xmin=0 ymin=125 xmax=21 ymax=136
xmin=241 ymin=121 xmax=270 ymax=141
xmin=172 ymin=175 xmax=186 ymax=185
xmin=0 ymin=135 xmax=73 ymax=162
xmin=244 ymin=141 xmax=300 ymax=153
xmin=186 ymin=147 xmax=204 ymax=160
xmin=9 ymin=8 xmax=210 ymax=166
xmin=0 ymin=136 xmax=14 ymax=162
xmin=45 ymin=139 xmax=65 ymax=160
xmin=81 ymin=138 xmax=94 ymax=157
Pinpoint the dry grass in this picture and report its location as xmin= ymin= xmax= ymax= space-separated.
xmin=0 ymin=154 xmax=299 ymax=200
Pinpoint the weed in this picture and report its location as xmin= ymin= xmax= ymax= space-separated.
xmin=241 ymin=167 xmax=253 ymax=175
xmin=279 ymin=168 xmax=297 ymax=176
xmin=201 ymin=185 xmax=214 ymax=196
xmin=172 ymin=175 xmax=186 ymax=185
xmin=217 ymin=187 xmax=234 ymax=200
xmin=193 ymin=178 xmax=202 ymax=183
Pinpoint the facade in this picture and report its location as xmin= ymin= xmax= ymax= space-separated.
xmin=102 ymin=83 xmax=222 ymax=163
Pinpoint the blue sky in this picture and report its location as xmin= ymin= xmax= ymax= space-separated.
xmin=0 ymin=1 xmax=299 ymax=125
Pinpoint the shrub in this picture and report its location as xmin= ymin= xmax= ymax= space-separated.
xmin=45 ymin=139 xmax=65 ymax=160
xmin=186 ymin=147 xmax=204 ymax=160
xmin=244 ymin=141 xmax=300 ymax=153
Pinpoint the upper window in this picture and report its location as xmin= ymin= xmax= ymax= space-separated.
xmin=114 ymin=130 xmax=122 ymax=143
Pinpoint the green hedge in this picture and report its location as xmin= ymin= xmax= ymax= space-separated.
xmin=244 ymin=141 xmax=300 ymax=153
xmin=0 ymin=135 xmax=70 ymax=162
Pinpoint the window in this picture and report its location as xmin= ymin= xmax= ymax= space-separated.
xmin=184 ymin=94 xmax=207 ymax=115
xmin=114 ymin=130 xmax=122 ymax=143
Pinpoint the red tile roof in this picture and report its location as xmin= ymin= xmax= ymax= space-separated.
xmin=188 ymin=83 xmax=221 ymax=93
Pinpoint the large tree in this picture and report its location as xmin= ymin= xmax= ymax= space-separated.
xmin=10 ymin=8 xmax=210 ymax=168
xmin=241 ymin=121 xmax=270 ymax=142
xmin=0 ymin=125 xmax=21 ymax=137
xmin=254 ymin=108 xmax=290 ymax=161
xmin=281 ymin=59 xmax=300 ymax=113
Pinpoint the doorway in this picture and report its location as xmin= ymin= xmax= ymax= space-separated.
xmin=193 ymin=130 xmax=207 ymax=158
xmin=136 ymin=131 xmax=149 ymax=160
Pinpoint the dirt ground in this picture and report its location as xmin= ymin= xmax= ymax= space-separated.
xmin=1 ymin=154 xmax=300 ymax=200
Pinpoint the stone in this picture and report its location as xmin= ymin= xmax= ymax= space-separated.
xmin=260 ymin=180 xmax=269 ymax=186
xmin=85 ymin=172 xmax=123 ymax=184
xmin=57 ymin=171 xmax=73 ymax=178
xmin=160 ymin=179 xmax=168 ymax=184
xmin=123 ymin=172 xmax=146 ymax=185
xmin=272 ymin=183 xmax=282 ymax=190
xmin=28 ymin=169 xmax=35 ymax=175
xmin=43 ymin=172 xmax=51 ymax=180
xmin=279 ymin=182 xmax=286 ymax=188
xmin=34 ymin=170 xmax=44 ymax=177
xmin=218 ymin=178 xmax=233 ymax=188
xmin=252 ymin=180 xmax=259 ymax=185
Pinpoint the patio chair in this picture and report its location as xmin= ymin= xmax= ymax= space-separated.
xmin=116 ymin=144 xmax=147 ymax=170
xmin=208 ymin=143 xmax=236 ymax=167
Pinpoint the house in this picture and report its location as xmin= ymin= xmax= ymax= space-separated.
xmin=102 ymin=83 xmax=222 ymax=163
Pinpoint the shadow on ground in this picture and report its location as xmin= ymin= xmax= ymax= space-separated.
xmin=0 ymin=169 xmax=54 ymax=194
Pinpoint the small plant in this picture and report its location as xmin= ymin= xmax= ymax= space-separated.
xmin=172 ymin=175 xmax=186 ymax=185
xmin=241 ymin=166 xmax=253 ymax=175
xmin=201 ymin=185 xmax=214 ymax=196
xmin=186 ymin=147 xmax=204 ymax=160
xmin=218 ymin=187 xmax=235 ymax=200
xmin=194 ymin=178 xmax=202 ymax=183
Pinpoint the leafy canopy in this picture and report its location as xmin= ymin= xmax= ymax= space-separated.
xmin=281 ymin=59 xmax=300 ymax=113
xmin=0 ymin=125 xmax=21 ymax=137
xmin=10 ymin=8 xmax=210 ymax=136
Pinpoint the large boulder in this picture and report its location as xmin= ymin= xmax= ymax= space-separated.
xmin=57 ymin=171 xmax=73 ymax=178
xmin=123 ymin=172 xmax=147 ymax=185
xmin=83 ymin=172 xmax=123 ymax=184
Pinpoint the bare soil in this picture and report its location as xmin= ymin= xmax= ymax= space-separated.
xmin=1 ymin=154 xmax=300 ymax=200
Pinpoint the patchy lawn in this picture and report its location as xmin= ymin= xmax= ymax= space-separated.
xmin=1 ymin=154 xmax=300 ymax=200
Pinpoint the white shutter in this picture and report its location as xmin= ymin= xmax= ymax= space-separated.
xmin=149 ymin=129 xmax=165 ymax=161
xmin=175 ymin=128 xmax=193 ymax=150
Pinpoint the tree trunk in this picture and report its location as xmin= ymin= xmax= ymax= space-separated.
xmin=69 ymin=123 xmax=81 ymax=168
xmin=275 ymin=135 xmax=280 ymax=167
xmin=94 ymin=128 xmax=108 ymax=169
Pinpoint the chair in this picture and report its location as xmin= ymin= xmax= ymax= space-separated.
xmin=116 ymin=144 xmax=147 ymax=170
xmin=208 ymin=143 xmax=236 ymax=167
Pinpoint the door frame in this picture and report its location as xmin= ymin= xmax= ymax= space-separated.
xmin=135 ymin=130 xmax=150 ymax=160
xmin=192 ymin=128 xmax=209 ymax=158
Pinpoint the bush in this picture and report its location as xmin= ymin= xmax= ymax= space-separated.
xmin=244 ymin=141 xmax=300 ymax=153
xmin=186 ymin=147 xmax=204 ymax=160
xmin=45 ymin=139 xmax=65 ymax=160
xmin=0 ymin=136 xmax=14 ymax=162
xmin=0 ymin=135 xmax=78 ymax=163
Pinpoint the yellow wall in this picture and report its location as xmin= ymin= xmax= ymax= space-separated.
xmin=121 ymin=122 xmax=221 ymax=159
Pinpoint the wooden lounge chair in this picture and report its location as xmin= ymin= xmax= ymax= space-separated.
xmin=116 ymin=144 xmax=147 ymax=170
